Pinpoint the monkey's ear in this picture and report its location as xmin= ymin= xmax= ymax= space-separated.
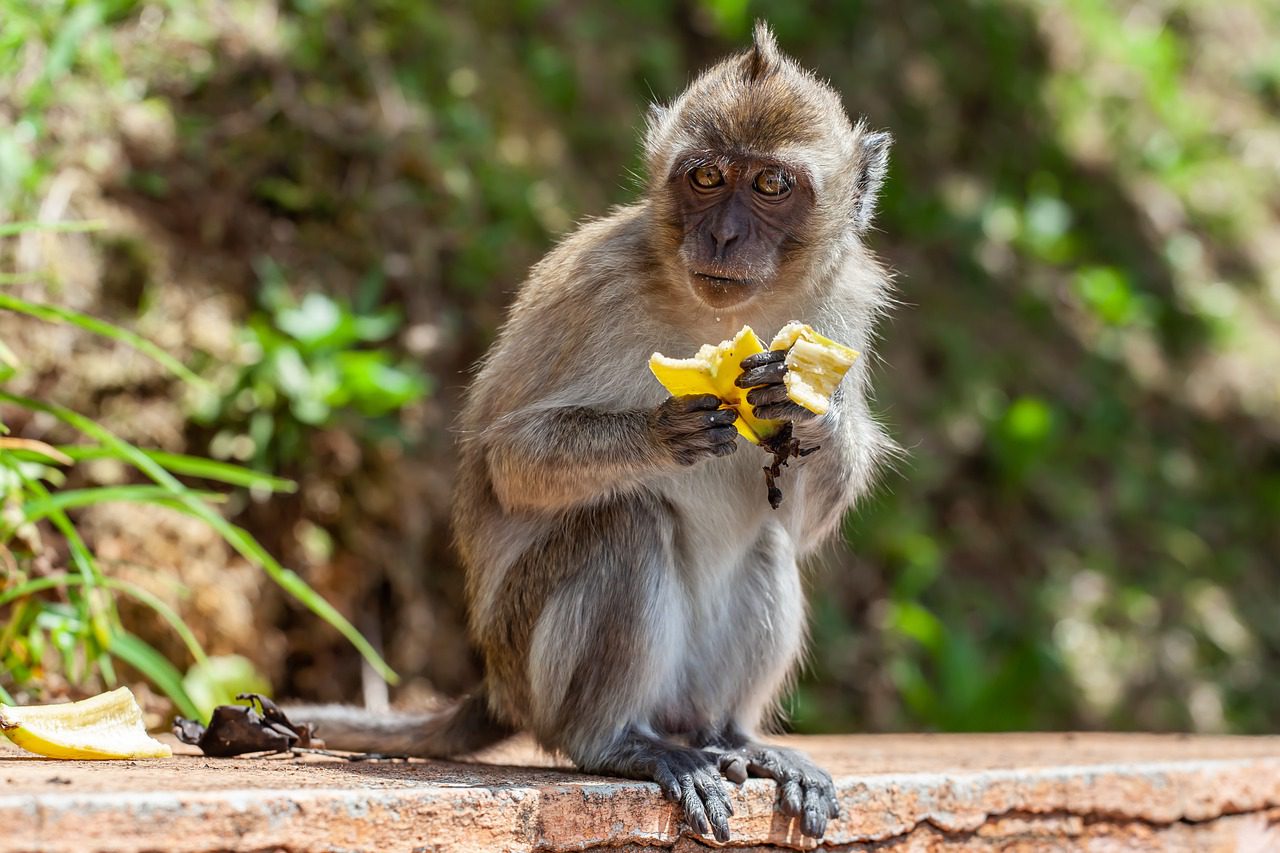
xmin=745 ymin=20 xmax=781 ymax=81
xmin=853 ymin=130 xmax=892 ymax=232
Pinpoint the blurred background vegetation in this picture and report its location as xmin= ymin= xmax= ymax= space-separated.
xmin=1 ymin=0 xmax=1277 ymax=733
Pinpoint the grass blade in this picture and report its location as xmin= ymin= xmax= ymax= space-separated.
xmin=22 ymin=485 xmax=225 ymax=522
xmin=0 ymin=220 xmax=106 ymax=238
xmin=0 ymin=437 xmax=72 ymax=465
xmin=1 ymin=392 xmax=397 ymax=684
xmin=0 ymin=293 xmax=210 ymax=391
xmin=55 ymin=446 xmax=297 ymax=493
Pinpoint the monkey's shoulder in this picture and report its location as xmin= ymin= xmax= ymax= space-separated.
xmin=517 ymin=203 xmax=656 ymax=308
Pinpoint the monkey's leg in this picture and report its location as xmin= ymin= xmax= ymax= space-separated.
xmin=517 ymin=495 xmax=736 ymax=843
xmin=683 ymin=528 xmax=837 ymax=839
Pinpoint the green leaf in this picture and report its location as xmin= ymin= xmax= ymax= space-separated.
xmin=276 ymin=292 xmax=344 ymax=346
xmin=182 ymin=655 xmax=271 ymax=723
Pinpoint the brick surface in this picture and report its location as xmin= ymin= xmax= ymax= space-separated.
xmin=2 ymin=732 xmax=1279 ymax=851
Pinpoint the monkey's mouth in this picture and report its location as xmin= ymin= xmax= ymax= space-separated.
xmin=691 ymin=271 xmax=758 ymax=308
xmin=693 ymin=272 xmax=748 ymax=286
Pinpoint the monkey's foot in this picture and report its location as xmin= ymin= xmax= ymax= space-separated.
xmin=609 ymin=742 xmax=732 ymax=840
xmin=644 ymin=744 xmax=735 ymax=843
xmin=717 ymin=746 xmax=839 ymax=838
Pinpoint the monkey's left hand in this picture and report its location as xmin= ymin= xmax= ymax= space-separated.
xmin=736 ymin=350 xmax=820 ymax=423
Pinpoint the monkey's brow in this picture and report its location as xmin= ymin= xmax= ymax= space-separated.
xmin=668 ymin=150 xmax=808 ymax=183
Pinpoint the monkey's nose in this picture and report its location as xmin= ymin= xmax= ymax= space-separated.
xmin=709 ymin=223 xmax=742 ymax=261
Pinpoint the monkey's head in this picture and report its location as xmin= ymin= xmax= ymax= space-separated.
xmin=644 ymin=22 xmax=890 ymax=311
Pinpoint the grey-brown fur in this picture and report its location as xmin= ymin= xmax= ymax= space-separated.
xmin=295 ymin=22 xmax=894 ymax=843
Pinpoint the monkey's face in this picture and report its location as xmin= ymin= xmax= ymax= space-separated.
xmin=669 ymin=157 xmax=813 ymax=310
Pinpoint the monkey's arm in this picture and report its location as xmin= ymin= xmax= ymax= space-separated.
xmin=791 ymin=389 xmax=890 ymax=548
xmin=483 ymin=395 xmax=738 ymax=513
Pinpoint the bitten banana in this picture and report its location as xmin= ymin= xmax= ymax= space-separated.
xmin=649 ymin=323 xmax=858 ymax=443
xmin=769 ymin=322 xmax=860 ymax=416
xmin=0 ymin=686 xmax=172 ymax=759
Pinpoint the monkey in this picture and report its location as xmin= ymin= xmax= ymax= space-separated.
xmin=292 ymin=22 xmax=894 ymax=843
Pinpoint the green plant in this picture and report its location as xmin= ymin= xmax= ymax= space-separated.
xmin=195 ymin=258 xmax=430 ymax=470
xmin=0 ymin=223 xmax=397 ymax=715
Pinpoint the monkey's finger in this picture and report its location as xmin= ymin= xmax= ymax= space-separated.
xmin=801 ymin=807 xmax=828 ymax=839
xmin=704 ymin=425 xmax=739 ymax=446
xmin=675 ymin=393 xmax=724 ymax=412
xmin=705 ymin=407 xmax=738 ymax=426
xmin=736 ymin=360 xmax=787 ymax=388
xmin=653 ymin=762 xmax=682 ymax=803
xmin=710 ymin=441 xmax=738 ymax=458
xmin=780 ymin=775 xmax=805 ymax=817
xmin=801 ymin=783 xmax=830 ymax=838
xmin=678 ymin=773 xmax=711 ymax=837
xmin=746 ymin=384 xmax=789 ymax=407
xmin=740 ymin=350 xmax=786 ymax=370
xmin=675 ymin=408 xmax=736 ymax=433
xmin=826 ymin=784 xmax=842 ymax=818
xmin=753 ymin=401 xmax=818 ymax=422
xmin=693 ymin=772 xmax=734 ymax=842
xmin=719 ymin=753 xmax=749 ymax=784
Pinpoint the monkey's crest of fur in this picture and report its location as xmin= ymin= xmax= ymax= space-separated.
xmin=645 ymin=21 xmax=890 ymax=236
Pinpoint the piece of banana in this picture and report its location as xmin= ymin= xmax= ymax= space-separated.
xmin=0 ymin=686 xmax=172 ymax=760
xmin=649 ymin=323 xmax=858 ymax=444
xmin=769 ymin=322 xmax=860 ymax=417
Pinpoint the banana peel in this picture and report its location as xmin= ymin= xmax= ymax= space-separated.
xmin=649 ymin=323 xmax=858 ymax=444
xmin=0 ymin=686 xmax=172 ymax=759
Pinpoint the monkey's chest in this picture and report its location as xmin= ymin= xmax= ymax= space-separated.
xmin=660 ymin=450 xmax=803 ymax=580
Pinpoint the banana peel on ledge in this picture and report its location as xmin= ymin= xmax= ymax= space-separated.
xmin=0 ymin=686 xmax=171 ymax=760
xmin=650 ymin=322 xmax=858 ymax=507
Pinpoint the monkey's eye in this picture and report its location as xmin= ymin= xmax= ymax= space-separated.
xmin=690 ymin=165 xmax=725 ymax=189
xmin=752 ymin=169 xmax=791 ymax=197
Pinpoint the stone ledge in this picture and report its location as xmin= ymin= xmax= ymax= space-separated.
xmin=2 ymin=733 xmax=1279 ymax=851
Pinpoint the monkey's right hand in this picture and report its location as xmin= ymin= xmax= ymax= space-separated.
xmin=650 ymin=394 xmax=739 ymax=466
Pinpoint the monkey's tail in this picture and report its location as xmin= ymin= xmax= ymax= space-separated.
xmin=285 ymin=691 xmax=515 ymax=758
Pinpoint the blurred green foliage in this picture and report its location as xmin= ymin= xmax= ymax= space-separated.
xmin=194 ymin=258 xmax=429 ymax=470
xmin=1 ymin=0 xmax=1277 ymax=733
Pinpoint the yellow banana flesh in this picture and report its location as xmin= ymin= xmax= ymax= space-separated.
xmin=649 ymin=323 xmax=859 ymax=444
xmin=0 ymin=686 xmax=172 ymax=759
xmin=770 ymin=322 xmax=860 ymax=417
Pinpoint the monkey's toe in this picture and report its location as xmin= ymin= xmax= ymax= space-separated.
xmin=653 ymin=748 xmax=735 ymax=843
xmin=740 ymin=746 xmax=839 ymax=839
xmin=718 ymin=752 xmax=749 ymax=784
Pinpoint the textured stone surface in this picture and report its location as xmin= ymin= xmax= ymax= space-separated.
xmin=2 ymin=733 xmax=1279 ymax=851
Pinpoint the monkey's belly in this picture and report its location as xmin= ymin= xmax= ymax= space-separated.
xmin=654 ymin=460 xmax=808 ymax=728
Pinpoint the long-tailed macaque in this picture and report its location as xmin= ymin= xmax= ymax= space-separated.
xmin=297 ymin=22 xmax=893 ymax=842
